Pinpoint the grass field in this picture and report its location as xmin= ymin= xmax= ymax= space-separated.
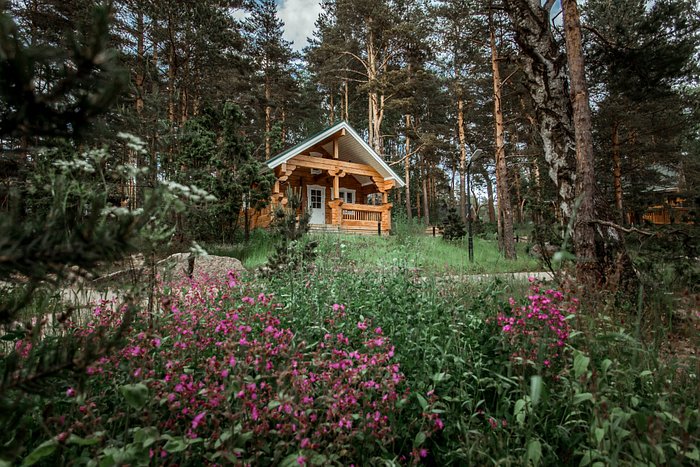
xmin=206 ymin=228 xmax=542 ymax=274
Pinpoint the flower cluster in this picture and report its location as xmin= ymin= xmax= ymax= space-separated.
xmin=497 ymin=280 xmax=577 ymax=374
xmin=49 ymin=272 xmax=408 ymax=465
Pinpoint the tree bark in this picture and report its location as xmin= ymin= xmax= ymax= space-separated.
xmin=490 ymin=17 xmax=516 ymax=259
xmin=457 ymin=94 xmax=468 ymax=223
xmin=505 ymin=0 xmax=637 ymax=290
xmin=404 ymin=114 xmax=413 ymax=220
xmin=422 ymin=156 xmax=430 ymax=225
xmin=265 ymin=75 xmax=271 ymax=159
xmin=484 ymin=169 xmax=496 ymax=223
xmin=503 ymin=0 xmax=577 ymax=223
xmin=612 ymin=120 xmax=624 ymax=223
xmin=416 ymin=190 xmax=421 ymax=221
xmin=562 ymin=0 xmax=596 ymax=277
xmin=135 ymin=6 xmax=145 ymax=115
xmin=344 ymin=79 xmax=349 ymax=121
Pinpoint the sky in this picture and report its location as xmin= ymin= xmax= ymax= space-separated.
xmin=278 ymin=0 xmax=323 ymax=50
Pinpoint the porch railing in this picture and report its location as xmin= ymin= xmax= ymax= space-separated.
xmin=330 ymin=201 xmax=392 ymax=233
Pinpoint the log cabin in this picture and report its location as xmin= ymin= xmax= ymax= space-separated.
xmin=247 ymin=121 xmax=405 ymax=235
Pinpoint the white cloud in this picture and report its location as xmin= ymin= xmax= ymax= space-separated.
xmin=278 ymin=0 xmax=323 ymax=51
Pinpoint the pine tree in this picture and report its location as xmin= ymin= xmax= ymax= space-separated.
xmin=442 ymin=205 xmax=466 ymax=241
xmin=0 ymin=5 xmax=204 ymax=459
xmin=173 ymin=102 xmax=274 ymax=242
xmin=245 ymin=0 xmax=298 ymax=159
xmin=585 ymin=0 xmax=700 ymax=223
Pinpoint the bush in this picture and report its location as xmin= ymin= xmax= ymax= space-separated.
xmin=441 ymin=206 xmax=465 ymax=241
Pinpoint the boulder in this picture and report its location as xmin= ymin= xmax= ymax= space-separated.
xmin=157 ymin=253 xmax=246 ymax=281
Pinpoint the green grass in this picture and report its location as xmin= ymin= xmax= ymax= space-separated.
xmin=204 ymin=228 xmax=542 ymax=274
xmin=202 ymin=229 xmax=277 ymax=269
xmin=313 ymin=233 xmax=541 ymax=275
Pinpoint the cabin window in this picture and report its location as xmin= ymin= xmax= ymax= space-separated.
xmin=367 ymin=193 xmax=383 ymax=205
xmin=310 ymin=188 xmax=322 ymax=209
xmin=332 ymin=188 xmax=356 ymax=204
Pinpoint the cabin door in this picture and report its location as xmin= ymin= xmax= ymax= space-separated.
xmin=307 ymin=185 xmax=325 ymax=224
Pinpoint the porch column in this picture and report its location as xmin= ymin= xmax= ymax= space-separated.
xmin=328 ymin=168 xmax=346 ymax=200
xmin=381 ymin=203 xmax=393 ymax=234
xmin=328 ymin=199 xmax=343 ymax=226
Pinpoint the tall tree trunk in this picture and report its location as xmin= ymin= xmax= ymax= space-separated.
xmin=366 ymin=21 xmax=384 ymax=154
xmin=265 ymin=75 xmax=271 ymax=159
xmin=514 ymin=169 xmax=524 ymax=224
xmin=471 ymin=185 xmax=481 ymax=219
xmin=422 ymin=156 xmax=430 ymax=225
xmin=457 ymin=94 xmax=468 ymax=223
xmin=329 ymin=92 xmax=335 ymax=124
xmin=450 ymin=154 xmax=457 ymax=199
xmin=416 ymin=191 xmax=421 ymax=221
xmin=167 ymin=37 xmax=176 ymax=129
xmin=490 ymin=18 xmax=516 ymax=259
xmin=612 ymin=120 xmax=624 ymax=223
xmin=167 ymin=19 xmax=177 ymax=179
xmin=484 ymin=169 xmax=496 ymax=223
xmin=281 ymin=108 xmax=287 ymax=146
xmin=505 ymin=0 xmax=637 ymax=290
xmin=562 ymin=0 xmax=596 ymax=276
xmin=135 ymin=7 xmax=145 ymax=115
xmin=404 ymin=114 xmax=413 ymax=220
xmin=344 ymin=79 xmax=349 ymax=121
xmin=530 ymin=158 xmax=542 ymax=223
xmin=368 ymin=93 xmax=373 ymax=149
xmin=503 ymin=0 xmax=577 ymax=223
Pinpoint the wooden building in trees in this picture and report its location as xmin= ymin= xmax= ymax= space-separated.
xmin=641 ymin=193 xmax=694 ymax=225
xmin=248 ymin=122 xmax=405 ymax=234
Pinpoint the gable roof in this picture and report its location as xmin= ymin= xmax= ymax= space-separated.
xmin=265 ymin=121 xmax=405 ymax=188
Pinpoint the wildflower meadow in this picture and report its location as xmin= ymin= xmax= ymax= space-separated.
xmin=5 ymin=243 xmax=698 ymax=466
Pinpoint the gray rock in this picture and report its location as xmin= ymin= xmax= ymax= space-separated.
xmin=157 ymin=253 xmax=246 ymax=281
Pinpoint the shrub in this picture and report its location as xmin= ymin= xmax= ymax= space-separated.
xmin=441 ymin=206 xmax=465 ymax=241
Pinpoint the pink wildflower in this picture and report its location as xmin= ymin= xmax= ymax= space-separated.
xmin=227 ymin=270 xmax=238 ymax=287
xmin=357 ymin=321 xmax=367 ymax=330
xmin=14 ymin=340 xmax=32 ymax=358
xmin=191 ymin=412 xmax=206 ymax=429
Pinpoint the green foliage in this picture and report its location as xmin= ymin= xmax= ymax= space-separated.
xmin=173 ymin=102 xmax=274 ymax=243
xmin=311 ymin=233 xmax=539 ymax=275
xmin=441 ymin=206 xmax=465 ymax=241
xmin=0 ymin=7 xmax=209 ymax=461
xmin=629 ymin=225 xmax=700 ymax=293
xmin=0 ymin=3 xmax=127 ymax=140
xmin=258 ymin=246 xmax=699 ymax=465
xmin=391 ymin=209 xmax=427 ymax=243
xmin=203 ymin=229 xmax=277 ymax=269
xmin=271 ymin=186 xmax=310 ymax=242
xmin=260 ymin=187 xmax=315 ymax=277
